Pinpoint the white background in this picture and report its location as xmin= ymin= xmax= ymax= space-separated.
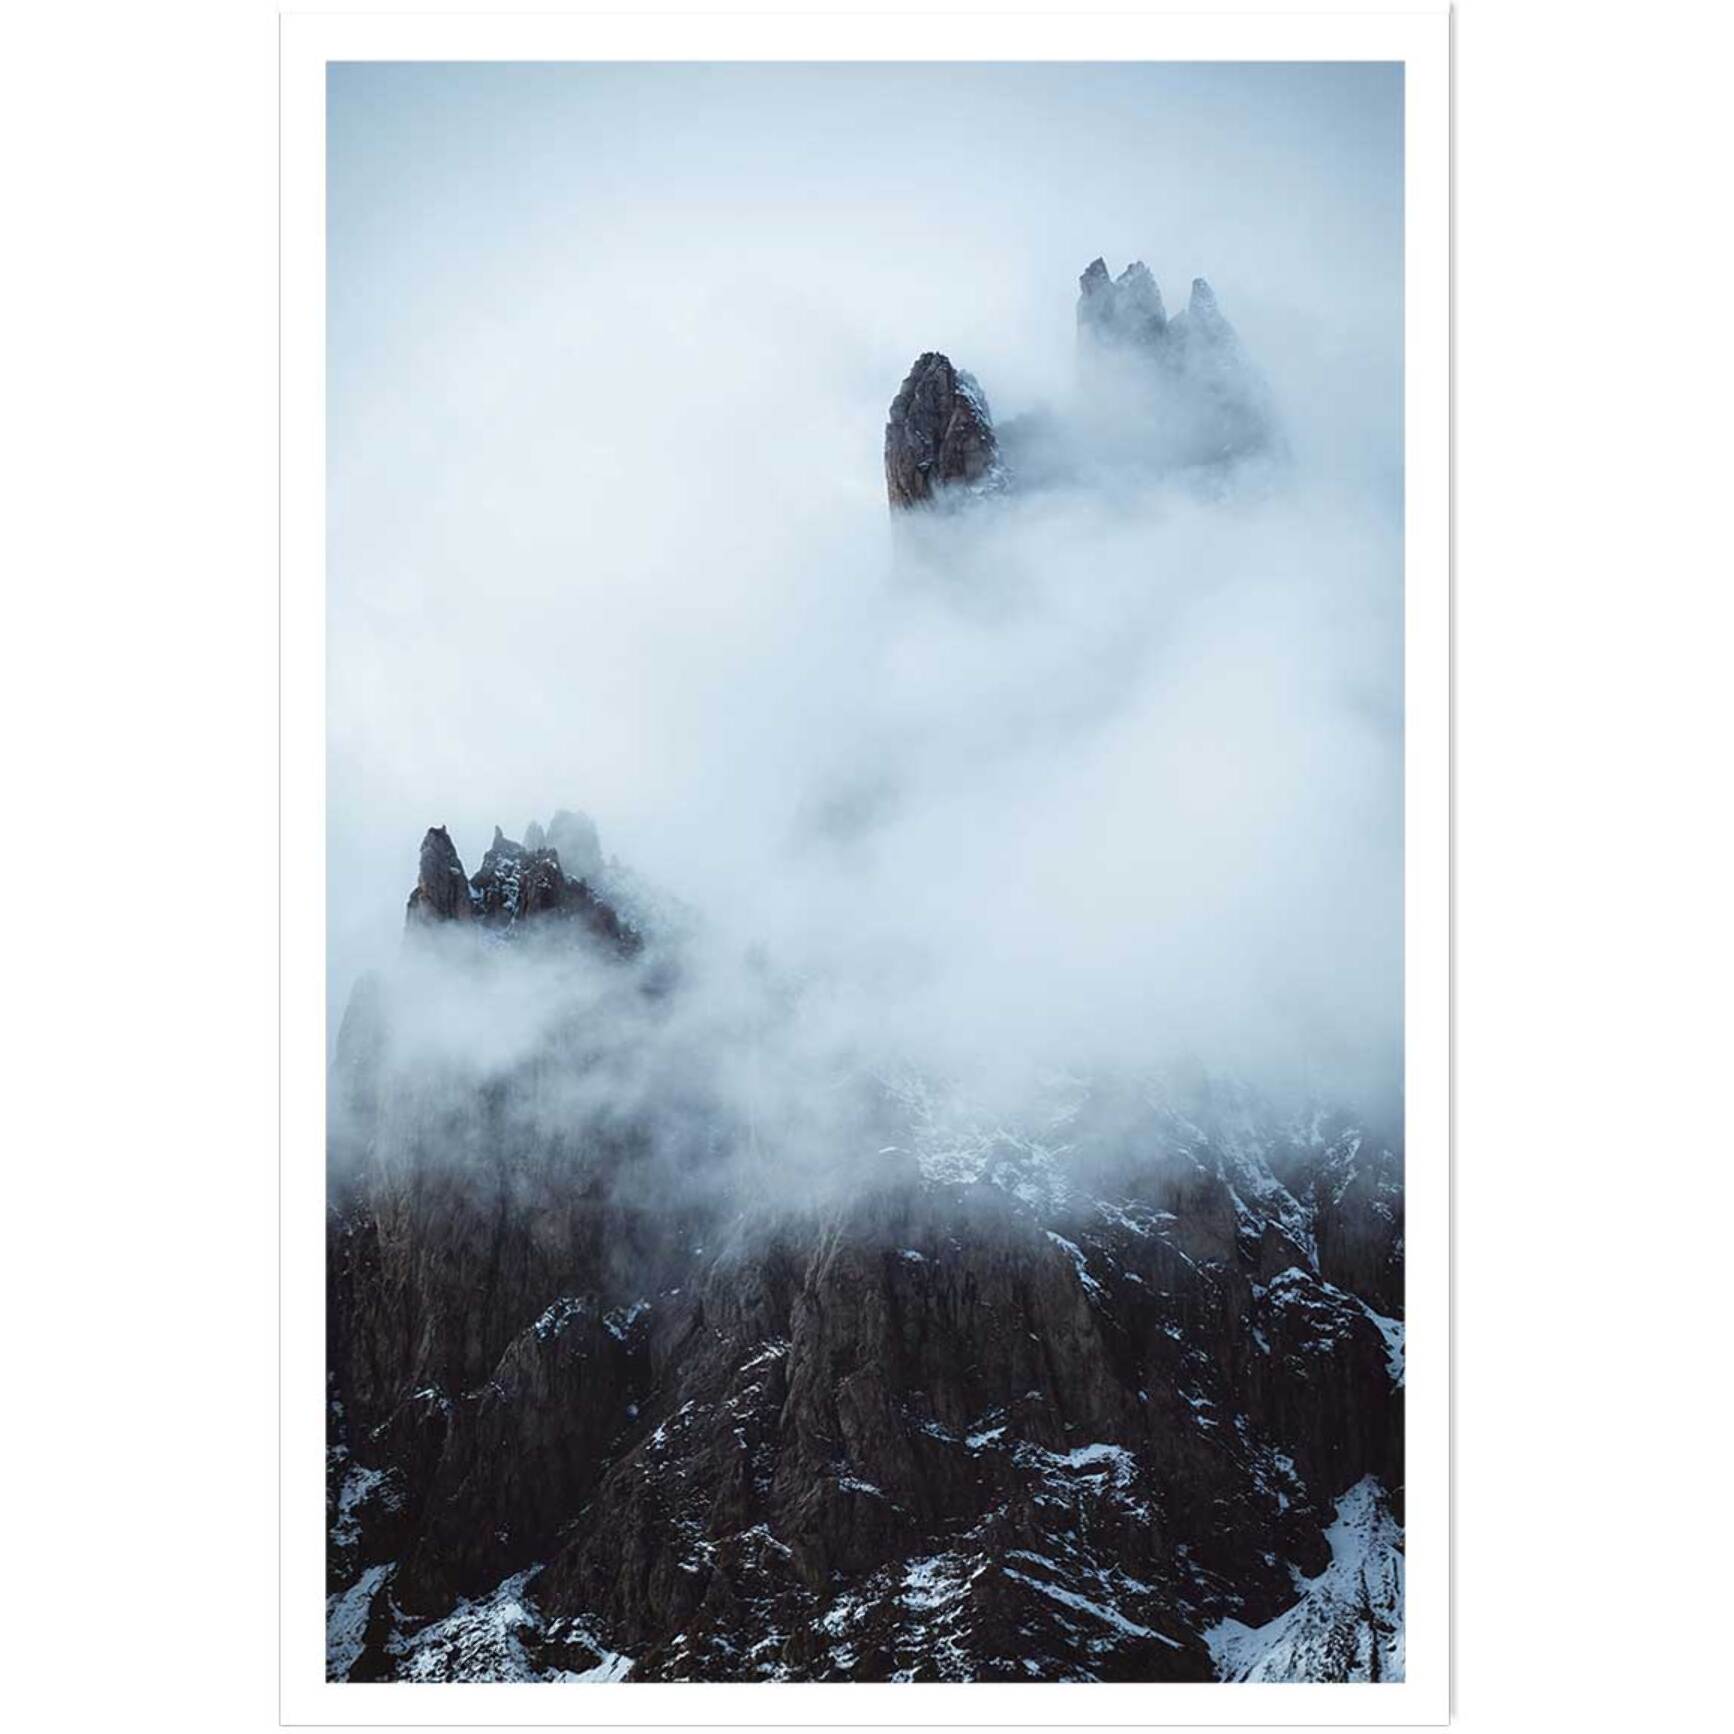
xmin=2 ymin=1 xmax=1727 ymax=1730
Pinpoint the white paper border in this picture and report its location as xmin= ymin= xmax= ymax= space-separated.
xmin=281 ymin=7 xmax=1450 ymax=1723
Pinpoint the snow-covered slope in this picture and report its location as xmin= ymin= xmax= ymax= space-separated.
xmin=1206 ymin=1477 xmax=1404 ymax=1683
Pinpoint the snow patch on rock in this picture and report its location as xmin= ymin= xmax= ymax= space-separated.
xmin=1205 ymin=1477 xmax=1404 ymax=1682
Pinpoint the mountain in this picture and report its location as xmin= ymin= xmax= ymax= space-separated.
xmin=884 ymin=352 xmax=1008 ymax=509
xmin=884 ymin=257 xmax=1278 ymax=513
xmin=326 ymin=823 xmax=1403 ymax=1683
xmin=412 ymin=821 xmax=641 ymax=955
xmin=326 ymin=257 xmax=1401 ymax=1684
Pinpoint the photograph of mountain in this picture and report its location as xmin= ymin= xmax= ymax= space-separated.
xmin=325 ymin=60 xmax=1407 ymax=1684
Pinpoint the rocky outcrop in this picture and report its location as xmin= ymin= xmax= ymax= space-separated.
xmin=400 ymin=820 xmax=640 ymax=958
xmin=1076 ymin=259 xmax=1240 ymax=370
xmin=885 ymin=256 xmax=1276 ymax=512
xmin=884 ymin=352 xmax=1006 ymax=510
xmin=405 ymin=826 xmax=473 ymax=925
xmin=1077 ymin=257 xmax=1169 ymax=350
xmin=1077 ymin=261 xmax=1276 ymax=464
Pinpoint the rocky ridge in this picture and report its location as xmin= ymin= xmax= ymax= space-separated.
xmin=404 ymin=819 xmax=641 ymax=957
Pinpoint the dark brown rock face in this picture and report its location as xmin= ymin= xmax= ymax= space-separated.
xmin=327 ymin=899 xmax=1403 ymax=1683
xmin=402 ymin=822 xmax=640 ymax=958
xmin=884 ymin=352 xmax=1005 ymax=510
xmin=1275 ymin=1126 xmax=1405 ymax=1319
xmin=405 ymin=827 xmax=473 ymax=925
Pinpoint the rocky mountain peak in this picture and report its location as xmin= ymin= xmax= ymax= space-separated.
xmin=1167 ymin=275 xmax=1240 ymax=357
xmin=399 ymin=817 xmax=640 ymax=956
xmin=1187 ymin=275 xmax=1222 ymax=324
xmin=1078 ymin=257 xmax=1169 ymax=350
xmin=888 ymin=257 xmax=1273 ymax=509
xmin=884 ymin=351 xmax=1007 ymax=510
xmin=405 ymin=825 xmax=474 ymax=926
xmin=1075 ymin=257 xmax=1273 ymax=464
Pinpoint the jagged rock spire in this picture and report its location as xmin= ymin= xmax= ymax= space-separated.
xmin=884 ymin=351 xmax=1006 ymax=510
xmin=1076 ymin=256 xmax=1273 ymax=463
xmin=469 ymin=827 xmax=526 ymax=923
xmin=1078 ymin=257 xmax=1168 ymax=350
xmin=1167 ymin=275 xmax=1241 ymax=357
xmin=1186 ymin=276 xmax=1222 ymax=325
xmin=405 ymin=826 xmax=473 ymax=925
xmin=1077 ymin=258 xmax=1243 ymax=359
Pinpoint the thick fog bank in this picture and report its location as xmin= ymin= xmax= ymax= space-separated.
xmin=327 ymin=62 xmax=1404 ymax=1163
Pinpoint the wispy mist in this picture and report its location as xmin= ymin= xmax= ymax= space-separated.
xmin=327 ymin=61 xmax=1404 ymax=1137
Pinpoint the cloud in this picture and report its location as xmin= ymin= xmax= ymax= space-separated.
xmin=326 ymin=61 xmax=1404 ymax=1145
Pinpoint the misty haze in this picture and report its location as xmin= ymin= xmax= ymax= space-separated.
xmin=326 ymin=61 xmax=1406 ymax=1684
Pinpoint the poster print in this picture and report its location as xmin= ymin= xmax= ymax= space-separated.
xmin=289 ymin=16 xmax=1448 ymax=1716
